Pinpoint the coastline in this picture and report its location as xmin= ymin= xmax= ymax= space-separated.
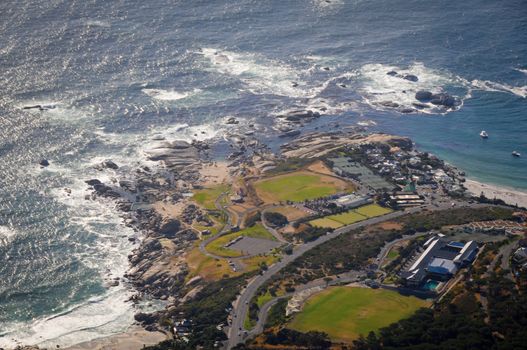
xmin=63 ymin=327 xmax=168 ymax=350
xmin=464 ymin=178 xmax=527 ymax=209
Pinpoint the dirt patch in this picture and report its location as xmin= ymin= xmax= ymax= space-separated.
xmin=377 ymin=221 xmax=403 ymax=231
xmin=306 ymin=160 xmax=334 ymax=176
xmin=271 ymin=205 xmax=311 ymax=222
xmin=152 ymin=200 xmax=187 ymax=219
xmin=200 ymin=161 xmax=231 ymax=186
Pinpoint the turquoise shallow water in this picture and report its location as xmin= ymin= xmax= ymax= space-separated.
xmin=0 ymin=0 xmax=525 ymax=346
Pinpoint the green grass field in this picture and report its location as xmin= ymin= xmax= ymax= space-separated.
xmin=355 ymin=204 xmax=393 ymax=218
xmin=206 ymin=224 xmax=275 ymax=257
xmin=328 ymin=211 xmax=367 ymax=225
xmin=309 ymin=218 xmax=344 ymax=229
xmin=289 ymin=287 xmax=429 ymax=343
xmin=193 ymin=184 xmax=229 ymax=210
xmin=254 ymin=171 xmax=351 ymax=203
xmin=309 ymin=204 xmax=392 ymax=229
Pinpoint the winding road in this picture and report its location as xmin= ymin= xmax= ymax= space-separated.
xmin=226 ymin=208 xmax=416 ymax=348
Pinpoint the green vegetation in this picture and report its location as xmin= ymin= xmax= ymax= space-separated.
xmin=400 ymin=206 xmax=514 ymax=233
xmin=386 ymin=249 xmax=399 ymax=260
xmin=353 ymin=257 xmax=527 ymax=350
xmin=355 ymin=203 xmax=393 ymax=218
xmin=263 ymin=211 xmax=288 ymax=227
xmin=206 ymin=224 xmax=275 ymax=257
xmin=309 ymin=217 xmax=343 ymax=229
xmin=265 ymin=298 xmax=289 ymax=328
xmin=254 ymin=171 xmax=350 ymax=203
xmin=329 ymin=211 xmax=367 ymax=225
xmin=309 ymin=203 xmax=392 ymax=228
xmin=288 ymin=287 xmax=429 ymax=343
xmin=193 ymin=184 xmax=229 ymax=210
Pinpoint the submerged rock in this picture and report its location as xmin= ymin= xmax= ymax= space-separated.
xmin=380 ymin=101 xmax=400 ymax=108
xmin=279 ymin=130 xmax=301 ymax=138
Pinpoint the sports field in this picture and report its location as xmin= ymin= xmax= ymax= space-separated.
xmin=309 ymin=218 xmax=344 ymax=229
xmin=328 ymin=211 xmax=367 ymax=225
xmin=309 ymin=204 xmax=392 ymax=228
xmin=253 ymin=171 xmax=353 ymax=203
xmin=289 ymin=287 xmax=429 ymax=343
xmin=206 ymin=224 xmax=275 ymax=257
xmin=355 ymin=204 xmax=393 ymax=218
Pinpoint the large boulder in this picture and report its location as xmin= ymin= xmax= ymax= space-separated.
xmin=158 ymin=218 xmax=180 ymax=236
xmin=415 ymin=90 xmax=433 ymax=101
xmin=134 ymin=312 xmax=157 ymax=325
xmin=402 ymin=74 xmax=418 ymax=82
xmin=101 ymin=160 xmax=119 ymax=170
xmin=85 ymin=179 xmax=102 ymax=186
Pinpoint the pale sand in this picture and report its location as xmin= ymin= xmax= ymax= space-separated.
xmin=64 ymin=327 xmax=168 ymax=350
xmin=464 ymin=179 xmax=527 ymax=209
xmin=200 ymin=161 xmax=230 ymax=186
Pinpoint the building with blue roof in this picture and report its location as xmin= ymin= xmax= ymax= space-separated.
xmin=401 ymin=237 xmax=478 ymax=288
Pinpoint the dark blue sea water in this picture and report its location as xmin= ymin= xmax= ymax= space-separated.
xmin=0 ymin=0 xmax=526 ymax=346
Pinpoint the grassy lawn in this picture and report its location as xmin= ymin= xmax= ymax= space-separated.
xmin=386 ymin=249 xmax=399 ymax=260
xmin=242 ymin=253 xmax=280 ymax=271
xmin=355 ymin=204 xmax=393 ymax=218
xmin=193 ymin=184 xmax=229 ymax=210
xmin=206 ymin=224 xmax=275 ymax=258
xmin=289 ymin=287 xmax=429 ymax=343
xmin=309 ymin=218 xmax=344 ymax=229
xmin=328 ymin=211 xmax=367 ymax=225
xmin=186 ymin=247 xmax=238 ymax=281
xmin=254 ymin=171 xmax=353 ymax=203
xmin=308 ymin=204 xmax=392 ymax=229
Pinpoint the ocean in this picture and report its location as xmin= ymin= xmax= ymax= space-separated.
xmin=0 ymin=0 xmax=526 ymax=347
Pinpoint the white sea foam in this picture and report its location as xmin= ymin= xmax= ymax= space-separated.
xmin=0 ymin=225 xmax=16 ymax=239
xmin=357 ymin=120 xmax=377 ymax=127
xmin=142 ymin=88 xmax=201 ymax=101
xmin=200 ymin=48 xmax=320 ymax=98
xmin=515 ymin=68 xmax=527 ymax=75
xmin=470 ymin=79 xmax=527 ymax=98
xmin=85 ymin=20 xmax=111 ymax=28
xmin=18 ymin=100 xmax=102 ymax=124
xmin=357 ymin=62 xmax=469 ymax=114
xmin=0 ymin=288 xmax=148 ymax=349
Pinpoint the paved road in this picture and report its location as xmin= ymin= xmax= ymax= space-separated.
xmin=227 ymin=209 xmax=410 ymax=349
xmin=249 ymin=271 xmax=363 ymax=337
xmin=198 ymin=192 xmax=233 ymax=260
xmin=227 ymin=202 xmax=496 ymax=348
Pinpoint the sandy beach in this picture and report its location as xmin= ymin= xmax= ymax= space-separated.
xmin=63 ymin=327 xmax=168 ymax=350
xmin=464 ymin=179 xmax=527 ymax=209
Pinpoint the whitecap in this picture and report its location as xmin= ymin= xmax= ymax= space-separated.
xmin=357 ymin=62 xmax=469 ymax=114
xmin=0 ymin=225 xmax=16 ymax=239
xmin=199 ymin=48 xmax=315 ymax=98
xmin=142 ymin=88 xmax=201 ymax=101
xmin=470 ymin=79 xmax=527 ymax=98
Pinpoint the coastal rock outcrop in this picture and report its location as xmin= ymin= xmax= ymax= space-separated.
xmin=145 ymin=140 xmax=200 ymax=171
